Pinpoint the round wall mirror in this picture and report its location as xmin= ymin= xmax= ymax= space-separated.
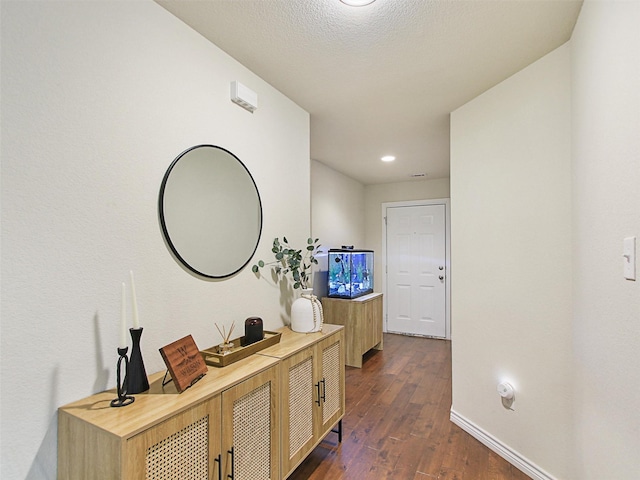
xmin=159 ymin=145 xmax=262 ymax=278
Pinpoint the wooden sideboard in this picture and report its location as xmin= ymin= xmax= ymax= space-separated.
xmin=260 ymin=325 xmax=345 ymax=478
xmin=321 ymin=292 xmax=383 ymax=368
xmin=58 ymin=324 xmax=344 ymax=480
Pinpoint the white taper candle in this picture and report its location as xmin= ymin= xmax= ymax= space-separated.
xmin=120 ymin=282 xmax=127 ymax=349
xmin=130 ymin=270 xmax=140 ymax=329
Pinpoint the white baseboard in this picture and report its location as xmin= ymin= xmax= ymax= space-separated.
xmin=449 ymin=409 xmax=557 ymax=480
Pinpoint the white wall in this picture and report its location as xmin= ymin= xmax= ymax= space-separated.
xmin=0 ymin=2 xmax=309 ymax=478
xmin=310 ymin=160 xmax=365 ymax=297
xmin=571 ymin=1 xmax=640 ymax=478
xmin=450 ymin=44 xmax=573 ymax=479
xmin=311 ymin=160 xmax=365 ymax=250
xmin=451 ymin=2 xmax=640 ymax=477
xmin=365 ymin=178 xmax=450 ymax=292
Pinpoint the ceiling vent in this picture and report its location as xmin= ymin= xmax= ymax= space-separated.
xmin=230 ymin=81 xmax=257 ymax=113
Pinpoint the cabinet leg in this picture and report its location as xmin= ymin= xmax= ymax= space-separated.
xmin=331 ymin=419 xmax=343 ymax=443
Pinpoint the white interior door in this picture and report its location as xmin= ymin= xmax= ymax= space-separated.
xmin=386 ymin=204 xmax=447 ymax=338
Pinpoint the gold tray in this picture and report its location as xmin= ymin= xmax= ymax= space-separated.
xmin=200 ymin=331 xmax=281 ymax=368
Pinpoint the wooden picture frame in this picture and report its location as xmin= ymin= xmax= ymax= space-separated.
xmin=159 ymin=335 xmax=208 ymax=393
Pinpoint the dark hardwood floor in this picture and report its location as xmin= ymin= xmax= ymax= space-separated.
xmin=288 ymin=333 xmax=531 ymax=480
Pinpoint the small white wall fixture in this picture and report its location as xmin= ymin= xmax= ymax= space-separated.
xmin=230 ymin=80 xmax=258 ymax=113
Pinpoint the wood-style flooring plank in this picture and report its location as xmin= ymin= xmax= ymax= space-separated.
xmin=287 ymin=333 xmax=531 ymax=480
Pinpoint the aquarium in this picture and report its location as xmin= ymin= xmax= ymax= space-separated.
xmin=327 ymin=249 xmax=374 ymax=299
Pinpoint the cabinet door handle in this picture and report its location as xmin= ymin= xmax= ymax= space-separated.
xmin=227 ymin=446 xmax=234 ymax=479
xmin=321 ymin=378 xmax=326 ymax=403
xmin=214 ymin=453 xmax=222 ymax=480
xmin=315 ymin=381 xmax=322 ymax=406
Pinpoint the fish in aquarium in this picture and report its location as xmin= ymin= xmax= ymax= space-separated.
xmin=328 ymin=249 xmax=373 ymax=299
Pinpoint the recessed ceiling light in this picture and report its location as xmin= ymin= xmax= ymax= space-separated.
xmin=381 ymin=155 xmax=396 ymax=162
xmin=340 ymin=0 xmax=376 ymax=6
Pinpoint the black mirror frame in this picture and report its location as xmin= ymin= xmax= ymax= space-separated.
xmin=158 ymin=144 xmax=263 ymax=279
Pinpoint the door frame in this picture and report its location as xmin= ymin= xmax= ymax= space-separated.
xmin=381 ymin=198 xmax=451 ymax=339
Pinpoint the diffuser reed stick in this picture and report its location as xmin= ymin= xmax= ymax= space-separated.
xmin=215 ymin=321 xmax=236 ymax=354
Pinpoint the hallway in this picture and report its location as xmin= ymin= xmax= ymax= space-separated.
xmin=289 ymin=333 xmax=530 ymax=479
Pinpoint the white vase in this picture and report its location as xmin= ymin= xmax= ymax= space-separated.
xmin=290 ymin=288 xmax=324 ymax=333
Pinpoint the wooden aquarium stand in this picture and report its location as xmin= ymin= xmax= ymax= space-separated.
xmin=321 ymin=292 xmax=383 ymax=368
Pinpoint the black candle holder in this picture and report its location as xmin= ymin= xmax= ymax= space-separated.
xmin=110 ymin=347 xmax=134 ymax=407
xmin=127 ymin=327 xmax=149 ymax=394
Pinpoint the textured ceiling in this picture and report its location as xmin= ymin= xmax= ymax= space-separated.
xmin=156 ymin=0 xmax=583 ymax=185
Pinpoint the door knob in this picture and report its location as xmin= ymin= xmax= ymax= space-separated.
xmin=438 ymin=266 xmax=444 ymax=270
xmin=439 ymin=275 xmax=444 ymax=281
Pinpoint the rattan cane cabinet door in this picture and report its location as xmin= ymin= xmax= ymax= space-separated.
xmin=221 ymin=365 xmax=280 ymax=480
xmin=316 ymin=333 xmax=345 ymax=438
xmin=280 ymin=347 xmax=317 ymax=477
xmin=125 ymin=395 xmax=221 ymax=480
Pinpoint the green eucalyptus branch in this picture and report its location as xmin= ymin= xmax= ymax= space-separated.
xmin=252 ymin=237 xmax=322 ymax=290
